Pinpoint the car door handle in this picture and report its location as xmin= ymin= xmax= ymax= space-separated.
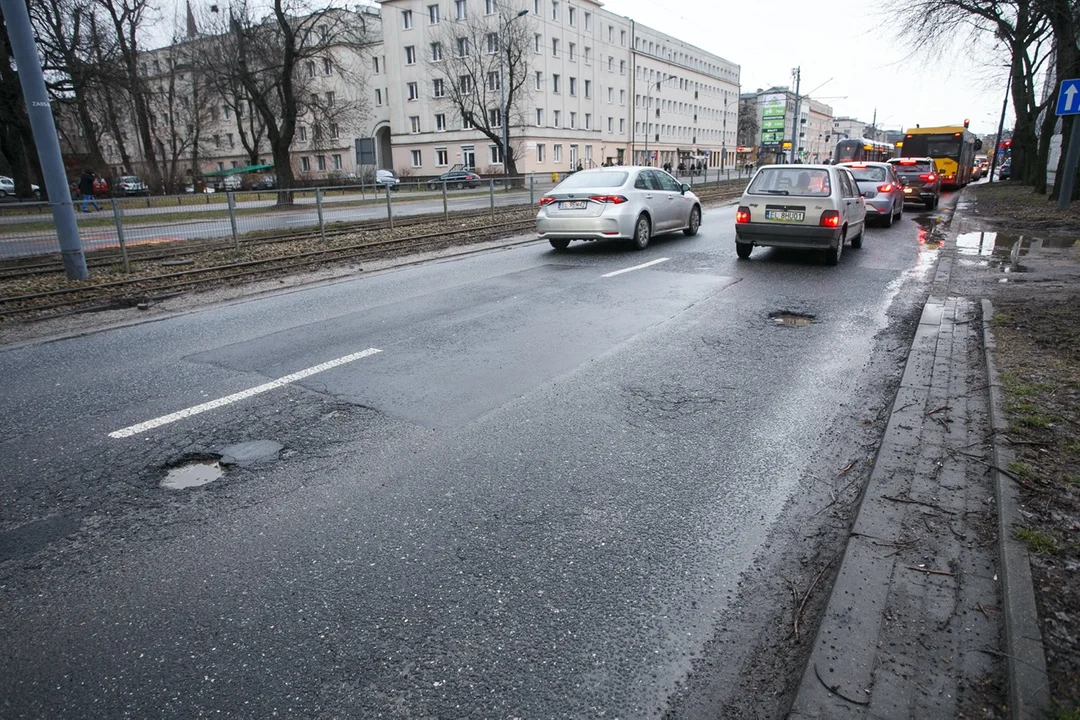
xmin=645 ymin=194 xmax=653 ymax=199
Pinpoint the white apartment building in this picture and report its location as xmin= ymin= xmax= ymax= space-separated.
xmin=379 ymin=0 xmax=740 ymax=175
xmin=832 ymin=116 xmax=868 ymax=142
xmin=802 ymin=98 xmax=834 ymax=164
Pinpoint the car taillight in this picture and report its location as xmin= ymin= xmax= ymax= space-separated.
xmin=588 ymin=195 xmax=628 ymax=204
xmin=918 ymin=173 xmax=937 ymax=182
xmin=735 ymin=206 xmax=751 ymax=223
xmin=539 ymin=196 xmax=556 ymax=206
xmin=820 ymin=210 xmax=841 ymax=228
xmin=877 ymin=183 xmax=894 ymax=192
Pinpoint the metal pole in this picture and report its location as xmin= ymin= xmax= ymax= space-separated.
xmin=442 ymin=180 xmax=449 ymax=221
xmin=791 ymin=67 xmax=802 ymax=163
xmin=0 ymin=0 xmax=88 ymax=279
xmin=315 ymin=187 xmax=326 ymax=242
xmin=110 ymin=198 xmax=131 ymax=274
xmin=226 ymin=191 xmax=239 ymax=251
xmin=529 ymin=174 xmax=535 ymax=205
xmin=1056 ymin=116 xmax=1080 ymax=210
xmin=385 ymin=183 xmax=394 ymax=229
xmin=989 ymin=73 xmax=1013 ymax=184
xmin=489 ymin=178 xmax=495 ymax=218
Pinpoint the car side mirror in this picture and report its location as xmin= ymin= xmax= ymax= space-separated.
xmin=680 ymin=183 xmax=690 ymax=194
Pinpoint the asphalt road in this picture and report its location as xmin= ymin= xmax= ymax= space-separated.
xmin=0 ymin=196 xmax=950 ymax=717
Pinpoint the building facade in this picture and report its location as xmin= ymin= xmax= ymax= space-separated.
xmin=741 ymin=87 xmax=833 ymax=164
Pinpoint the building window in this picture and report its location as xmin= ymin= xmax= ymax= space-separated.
xmin=436 ymin=147 xmax=449 ymax=166
xmin=411 ymin=149 xmax=422 ymax=167
xmin=329 ymin=123 xmax=339 ymax=139
xmin=489 ymin=107 xmax=502 ymax=127
xmin=375 ymin=88 xmax=383 ymax=105
xmin=619 ymin=118 xmax=625 ymax=133
xmin=584 ymin=11 xmax=591 ymax=29
xmin=552 ymin=74 xmax=560 ymax=92
xmin=535 ymin=71 xmax=542 ymax=90
xmin=332 ymin=154 xmax=342 ymax=170
xmin=584 ymin=79 xmax=591 ymax=98
xmin=619 ymin=60 xmax=626 ymax=74
xmin=486 ymin=33 xmax=501 ymax=55
xmin=608 ymin=25 xmax=613 ymax=42
xmin=569 ymin=77 xmax=576 ymax=96
xmin=607 ymin=55 xmax=613 ymax=72
xmin=553 ymin=109 xmax=560 ymax=127
xmin=408 ymin=82 xmax=419 ymax=100
xmin=455 ymin=0 xmax=466 ymax=19
xmin=487 ymin=71 xmax=500 ymax=91
xmin=569 ymin=42 xmax=575 ymax=61
xmin=428 ymin=4 xmax=439 ymax=23
xmin=323 ymin=57 xmax=333 ymax=75
xmin=607 ymin=117 xmax=613 ymax=132
xmin=431 ymin=42 xmax=443 ymax=61
xmin=489 ymin=144 xmax=502 ymax=163
xmin=300 ymin=157 xmax=310 ymax=172
xmin=569 ymin=112 xmax=577 ymax=129
xmin=410 ymin=115 xmax=421 ymax=133
xmin=535 ymin=33 xmax=542 ymax=53
xmin=458 ymin=74 xmax=472 ymax=93
xmin=585 ymin=113 xmax=591 ymax=129
xmin=551 ymin=0 xmax=558 ymax=20
xmin=436 ymin=113 xmax=446 ymax=131
xmin=433 ymin=78 xmax=445 ymax=97
xmin=553 ymin=143 xmax=562 ymax=163
xmin=620 ymin=29 xmax=626 ymax=45
xmin=326 ymin=91 xmax=335 ymax=106
xmin=568 ymin=6 xmax=575 ymax=25
xmin=405 ymin=46 xmax=416 ymax=64
xmin=607 ymin=87 xmax=613 ymax=103
xmin=402 ymin=9 xmax=413 ymax=28
xmin=457 ymin=37 xmax=469 ymax=56
xmin=485 ymin=0 xmax=497 ymax=14
xmin=584 ymin=46 xmax=591 ymax=64
xmin=536 ymin=143 xmax=545 ymax=162
xmin=552 ymin=38 xmax=559 ymax=57
xmin=373 ymin=56 xmax=381 ymax=74
xmin=306 ymin=60 xmax=316 ymax=78
xmin=536 ymin=108 xmax=543 ymax=126
xmin=213 ymin=134 xmax=221 ymax=149
xmin=298 ymin=126 xmax=307 ymax=141
xmin=620 ymin=89 xmax=625 ymax=105
xmin=316 ymin=155 xmax=326 ymax=171
xmin=462 ymin=115 xmax=474 ymax=129
xmin=462 ymin=145 xmax=475 ymax=167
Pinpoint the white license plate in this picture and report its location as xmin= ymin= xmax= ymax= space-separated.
xmin=559 ymin=200 xmax=587 ymax=210
xmin=903 ymin=187 xmax=913 ymax=193
xmin=765 ymin=210 xmax=804 ymax=222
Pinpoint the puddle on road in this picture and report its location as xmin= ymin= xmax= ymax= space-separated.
xmin=770 ymin=312 xmax=815 ymax=327
xmin=162 ymin=460 xmax=224 ymax=490
xmin=954 ymin=231 xmax=1046 ymax=273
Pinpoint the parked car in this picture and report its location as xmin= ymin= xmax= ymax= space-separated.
xmin=838 ymin=161 xmax=904 ymax=227
xmin=0 ymin=176 xmax=41 ymax=199
xmin=375 ymin=169 xmax=401 ymax=190
xmin=887 ymin=157 xmax=941 ymax=209
xmin=735 ymin=164 xmax=866 ymax=266
xmin=536 ymin=166 xmax=702 ymax=251
xmin=115 ymin=175 xmax=150 ymax=196
xmin=998 ymin=158 xmax=1012 ymax=180
xmin=251 ymin=175 xmax=276 ymax=190
xmin=427 ymin=170 xmax=481 ymax=190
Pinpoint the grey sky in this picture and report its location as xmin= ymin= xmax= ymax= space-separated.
xmin=604 ymin=0 xmax=1015 ymax=137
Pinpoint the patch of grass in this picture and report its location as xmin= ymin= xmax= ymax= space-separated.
xmin=1008 ymin=461 xmax=1033 ymax=479
xmin=1064 ymin=440 xmax=1080 ymax=455
xmin=1015 ymin=527 xmax=1057 ymax=555
xmin=1065 ymin=475 xmax=1080 ymax=487
xmin=1003 ymin=379 xmax=1056 ymax=397
xmin=1018 ymin=414 xmax=1055 ymax=428
xmin=1052 ymin=708 xmax=1080 ymax=720
xmin=1007 ymin=401 xmax=1041 ymax=414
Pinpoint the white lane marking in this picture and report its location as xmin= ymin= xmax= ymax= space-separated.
xmin=601 ymin=257 xmax=670 ymax=278
xmin=108 ymin=348 xmax=382 ymax=439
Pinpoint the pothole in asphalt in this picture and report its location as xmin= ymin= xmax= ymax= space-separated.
xmin=162 ymin=459 xmax=224 ymax=490
xmin=769 ymin=311 xmax=815 ymax=327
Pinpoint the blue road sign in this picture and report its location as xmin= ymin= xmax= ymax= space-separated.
xmin=1056 ymin=78 xmax=1080 ymax=116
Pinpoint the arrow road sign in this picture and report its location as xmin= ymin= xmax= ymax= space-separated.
xmin=1056 ymin=78 xmax=1080 ymax=116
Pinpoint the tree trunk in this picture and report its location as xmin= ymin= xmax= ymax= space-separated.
xmin=1046 ymin=0 xmax=1080 ymax=200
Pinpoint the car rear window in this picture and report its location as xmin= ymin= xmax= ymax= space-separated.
xmin=890 ymin=161 xmax=933 ymax=173
xmin=556 ymin=171 xmax=628 ymax=189
xmin=748 ymin=168 xmax=831 ymax=197
xmin=846 ymin=166 xmax=887 ymax=182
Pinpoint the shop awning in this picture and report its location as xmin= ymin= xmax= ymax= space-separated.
xmin=202 ymin=163 xmax=274 ymax=177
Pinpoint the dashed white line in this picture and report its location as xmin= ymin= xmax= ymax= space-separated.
xmin=601 ymin=257 xmax=670 ymax=278
xmin=108 ymin=347 xmax=382 ymax=438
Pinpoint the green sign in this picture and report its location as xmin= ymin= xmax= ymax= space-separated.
xmin=761 ymin=130 xmax=784 ymax=145
xmin=762 ymin=106 xmax=785 ymax=118
xmin=761 ymin=118 xmax=785 ymax=130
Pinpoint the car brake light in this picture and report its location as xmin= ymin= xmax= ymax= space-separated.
xmin=820 ymin=210 xmax=841 ymax=228
xmin=539 ymin=196 xmax=556 ymax=206
xmin=735 ymin=206 xmax=751 ymax=223
xmin=589 ymin=195 xmax=628 ymax=204
xmin=898 ymin=160 xmax=917 ymax=165
xmin=918 ymin=173 xmax=937 ymax=182
xmin=877 ymin=183 xmax=894 ymax=192
xmin=849 ymin=163 xmax=867 ymax=168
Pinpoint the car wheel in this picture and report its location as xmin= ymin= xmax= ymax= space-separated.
xmin=455 ymin=181 xmax=464 ymax=190
xmin=0 ymin=190 xmax=7 ymax=198
xmin=881 ymin=206 xmax=893 ymax=228
xmin=428 ymin=183 xmax=437 ymax=191
xmin=736 ymin=242 xmax=753 ymax=259
xmin=825 ymin=231 xmax=844 ymax=266
xmin=683 ymin=206 xmax=701 ymax=236
xmin=549 ymin=238 xmax=571 ymax=251
xmin=896 ymin=203 xmax=903 ymax=220
xmin=851 ymin=225 xmax=863 ymax=249
xmin=631 ymin=214 xmax=651 ymax=250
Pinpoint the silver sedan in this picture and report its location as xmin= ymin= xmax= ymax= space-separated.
xmin=536 ymin=167 xmax=702 ymax=250
xmin=838 ymin=162 xmax=904 ymax=227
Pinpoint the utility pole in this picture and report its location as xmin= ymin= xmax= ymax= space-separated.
xmin=790 ymin=66 xmax=801 ymax=163
xmin=989 ymin=73 xmax=1012 ymax=184
xmin=499 ymin=9 xmax=528 ymax=177
xmin=0 ymin=0 xmax=88 ymax=279
xmin=871 ymin=107 xmax=878 ymax=141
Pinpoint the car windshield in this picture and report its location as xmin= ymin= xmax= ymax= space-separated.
xmin=748 ymin=168 xmax=831 ymax=197
xmin=555 ymin=171 xmax=628 ymax=189
xmin=120 ymin=176 xmax=140 ymax=182
xmin=846 ymin=166 xmax=887 ymax=182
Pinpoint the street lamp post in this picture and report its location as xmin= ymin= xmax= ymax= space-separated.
xmin=642 ymin=75 xmax=678 ymax=166
xmin=721 ymin=96 xmax=730 ymax=172
xmin=499 ymin=9 xmax=528 ymax=177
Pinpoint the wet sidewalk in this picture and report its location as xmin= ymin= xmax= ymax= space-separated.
xmin=789 ymin=294 xmax=1006 ymax=717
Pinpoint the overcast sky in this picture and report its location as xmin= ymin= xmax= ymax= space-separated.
xmin=603 ymin=0 xmax=1015 ymax=137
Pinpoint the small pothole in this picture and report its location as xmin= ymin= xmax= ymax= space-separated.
xmin=162 ymin=459 xmax=224 ymax=490
xmin=769 ymin=311 xmax=815 ymax=327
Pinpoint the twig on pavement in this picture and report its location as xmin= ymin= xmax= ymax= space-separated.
xmin=882 ymin=494 xmax=959 ymax=515
xmin=813 ymin=664 xmax=871 ymax=706
xmin=906 ymin=566 xmax=955 ymax=577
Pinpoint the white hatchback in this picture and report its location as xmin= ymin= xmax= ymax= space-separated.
xmin=735 ymin=164 xmax=866 ymax=265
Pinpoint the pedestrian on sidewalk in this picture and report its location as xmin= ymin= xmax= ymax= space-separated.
xmin=79 ymin=169 xmax=102 ymax=213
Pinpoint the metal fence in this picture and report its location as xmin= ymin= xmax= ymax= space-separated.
xmin=0 ymin=167 xmax=750 ymax=265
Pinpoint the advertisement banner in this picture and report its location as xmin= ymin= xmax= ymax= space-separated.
xmin=761 ymin=118 xmax=785 ymax=130
xmin=761 ymin=93 xmax=786 ymax=118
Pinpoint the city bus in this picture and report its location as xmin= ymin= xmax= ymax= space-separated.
xmin=832 ymin=138 xmax=895 ymax=164
xmin=900 ymin=125 xmax=982 ymax=188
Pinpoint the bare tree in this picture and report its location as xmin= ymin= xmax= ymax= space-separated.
xmin=737 ymin=101 xmax=759 ymax=148
xmin=427 ymin=6 xmax=533 ymax=176
xmin=200 ymin=2 xmax=372 ymax=200
xmin=0 ymin=6 xmax=44 ymax=199
xmin=1035 ymin=0 xmax=1080 ymax=200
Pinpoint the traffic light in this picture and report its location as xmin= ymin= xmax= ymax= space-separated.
xmin=963 ymin=118 xmax=970 ymax=129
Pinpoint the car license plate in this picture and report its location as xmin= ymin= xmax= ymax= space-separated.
xmin=559 ymin=200 xmax=587 ymax=210
xmin=904 ymin=187 xmax=913 ymax=193
xmin=765 ymin=209 xmax=804 ymax=222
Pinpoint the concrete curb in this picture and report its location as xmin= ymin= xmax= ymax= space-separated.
xmin=979 ymin=299 xmax=1052 ymax=719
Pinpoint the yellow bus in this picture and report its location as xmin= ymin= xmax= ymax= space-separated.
xmin=900 ymin=125 xmax=982 ymax=189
